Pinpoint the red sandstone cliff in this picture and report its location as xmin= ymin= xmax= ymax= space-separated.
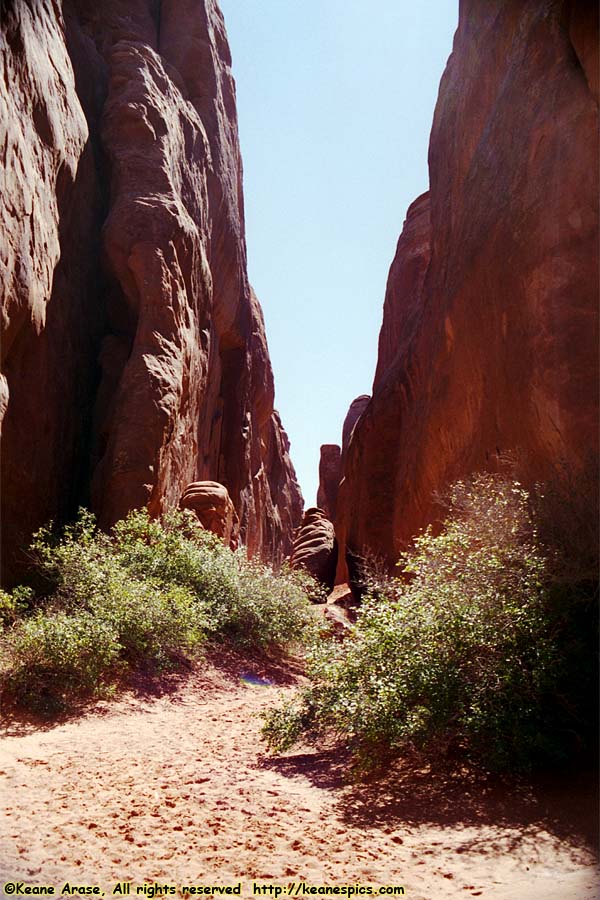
xmin=336 ymin=0 xmax=599 ymax=572
xmin=316 ymin=444 xmax=341 ymax=522
xmin=0 ymin=0 xmax=302 ymax=583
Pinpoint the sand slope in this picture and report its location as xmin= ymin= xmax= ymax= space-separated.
xmin=1 ymin=660 xmax=598 ymax=900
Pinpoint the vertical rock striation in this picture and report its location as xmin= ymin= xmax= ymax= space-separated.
xmin=336 ymin=0 xmax=599 ymax=572
xmin=0 ymin=0 xmax=302 ymax=583
xmin=0 ymin=0 xmax=104 ymax=582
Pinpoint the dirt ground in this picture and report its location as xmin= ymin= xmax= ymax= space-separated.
xmin=1 ymin=656 xmax=598 ymax=900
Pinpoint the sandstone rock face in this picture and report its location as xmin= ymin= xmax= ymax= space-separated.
xmin=316 ymin=444 xmax=341 ymax=521
xmin=334 ymin=394 xmax=371 ymax=584
xmin=341 ymin=395 xmax=370 ymax=464
xmin=291 ymin=508 xmax=337 ymax=593
xmin=336 ymin=0 xmax=599 ymax=573
xmin=180 ymin=481 xmax=239 ymax=549
xmin=0 ymin=0 xmax=302 ymax=583
xmin=1 ymin=0 xmax=104 ymax=583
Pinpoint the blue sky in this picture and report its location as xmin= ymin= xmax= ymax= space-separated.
xmin=219 ymin=1 xmax=458 ymax=506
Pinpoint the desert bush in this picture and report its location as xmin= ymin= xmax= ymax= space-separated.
xmin=226 ymin=557 xmax=321 ymax=647
xmin=0 ymin=586 xmax=33 ymax=631
xmin=109 ymin=508 xmax=316 ymax=649
xmin=2 ymin=611 xmax=120 ymax=711
xmin=263 ymin=474 xmax=594 ymax=770
xmin=1 ymin=507 xmax=316 ymax=711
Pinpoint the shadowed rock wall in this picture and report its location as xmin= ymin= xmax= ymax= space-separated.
xmin=336 ymin=0 xmax=599 ymax=572
xmin=0 ymin=0 xmax=302 ymax=583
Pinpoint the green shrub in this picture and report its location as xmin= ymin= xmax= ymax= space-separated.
xmin=26 ymin=510 xmax=208 ymax=667
xmin=0 ymin=586 xmax=33 ymax=631
xmin=225 ymin=557 xmax=319 ymax=648
xmin=1 ymin=507 xmax=316 ymax=712
xmin=2 ymin=611 xmax=120 ymax=712
xmin=262 ymin=474 xmax=593 ymax=771
xmin=109 ymin=508 xmax=316 ymax=649
xmin=90 ymin=577 xmax=206 ymax=666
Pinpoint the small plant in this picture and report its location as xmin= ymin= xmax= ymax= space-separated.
xmin=0 ymin=586 xmax=33 ymax=631
xmin=262 ymin=473 xmax=595 ymax=771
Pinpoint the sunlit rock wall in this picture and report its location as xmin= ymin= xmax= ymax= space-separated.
xmin=336 ymin=0 xmax=599 ymax=571
xmin=0 ymin=0 xmax=302 ymax=583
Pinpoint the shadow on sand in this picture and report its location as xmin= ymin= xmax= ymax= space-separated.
xmin=260 ymin=744 xmax=599 ymax=859
xmin=0 ymin=645 xmax=303 ymax=738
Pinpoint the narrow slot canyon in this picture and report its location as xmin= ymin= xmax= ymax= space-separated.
xmin=0 ymin=2 xmax=598 ymax=897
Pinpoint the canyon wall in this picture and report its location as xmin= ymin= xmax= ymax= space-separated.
xmin=0 ymin=0 xmax=302 ymax=584
xmin=336 ymin=0 xmax=599 ymax=572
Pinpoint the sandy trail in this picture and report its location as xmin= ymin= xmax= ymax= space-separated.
xmin=1 ymin=659 xmax=597 ymax=900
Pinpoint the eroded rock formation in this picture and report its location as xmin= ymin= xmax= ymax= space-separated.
xmin=0 ymin=0 xmax=302 ymax=583
xmin=336 ymin=0 xmax=599 ymax=573
xmin=291 ymin=508 xmax=337 ymax=593
xmin=316 ymin=444 xmax=341 ymax=522
xmin=341 ymin=395 xmax=370 ymax=465
xmin=180 ymin=481 xmax=239 ymax=549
